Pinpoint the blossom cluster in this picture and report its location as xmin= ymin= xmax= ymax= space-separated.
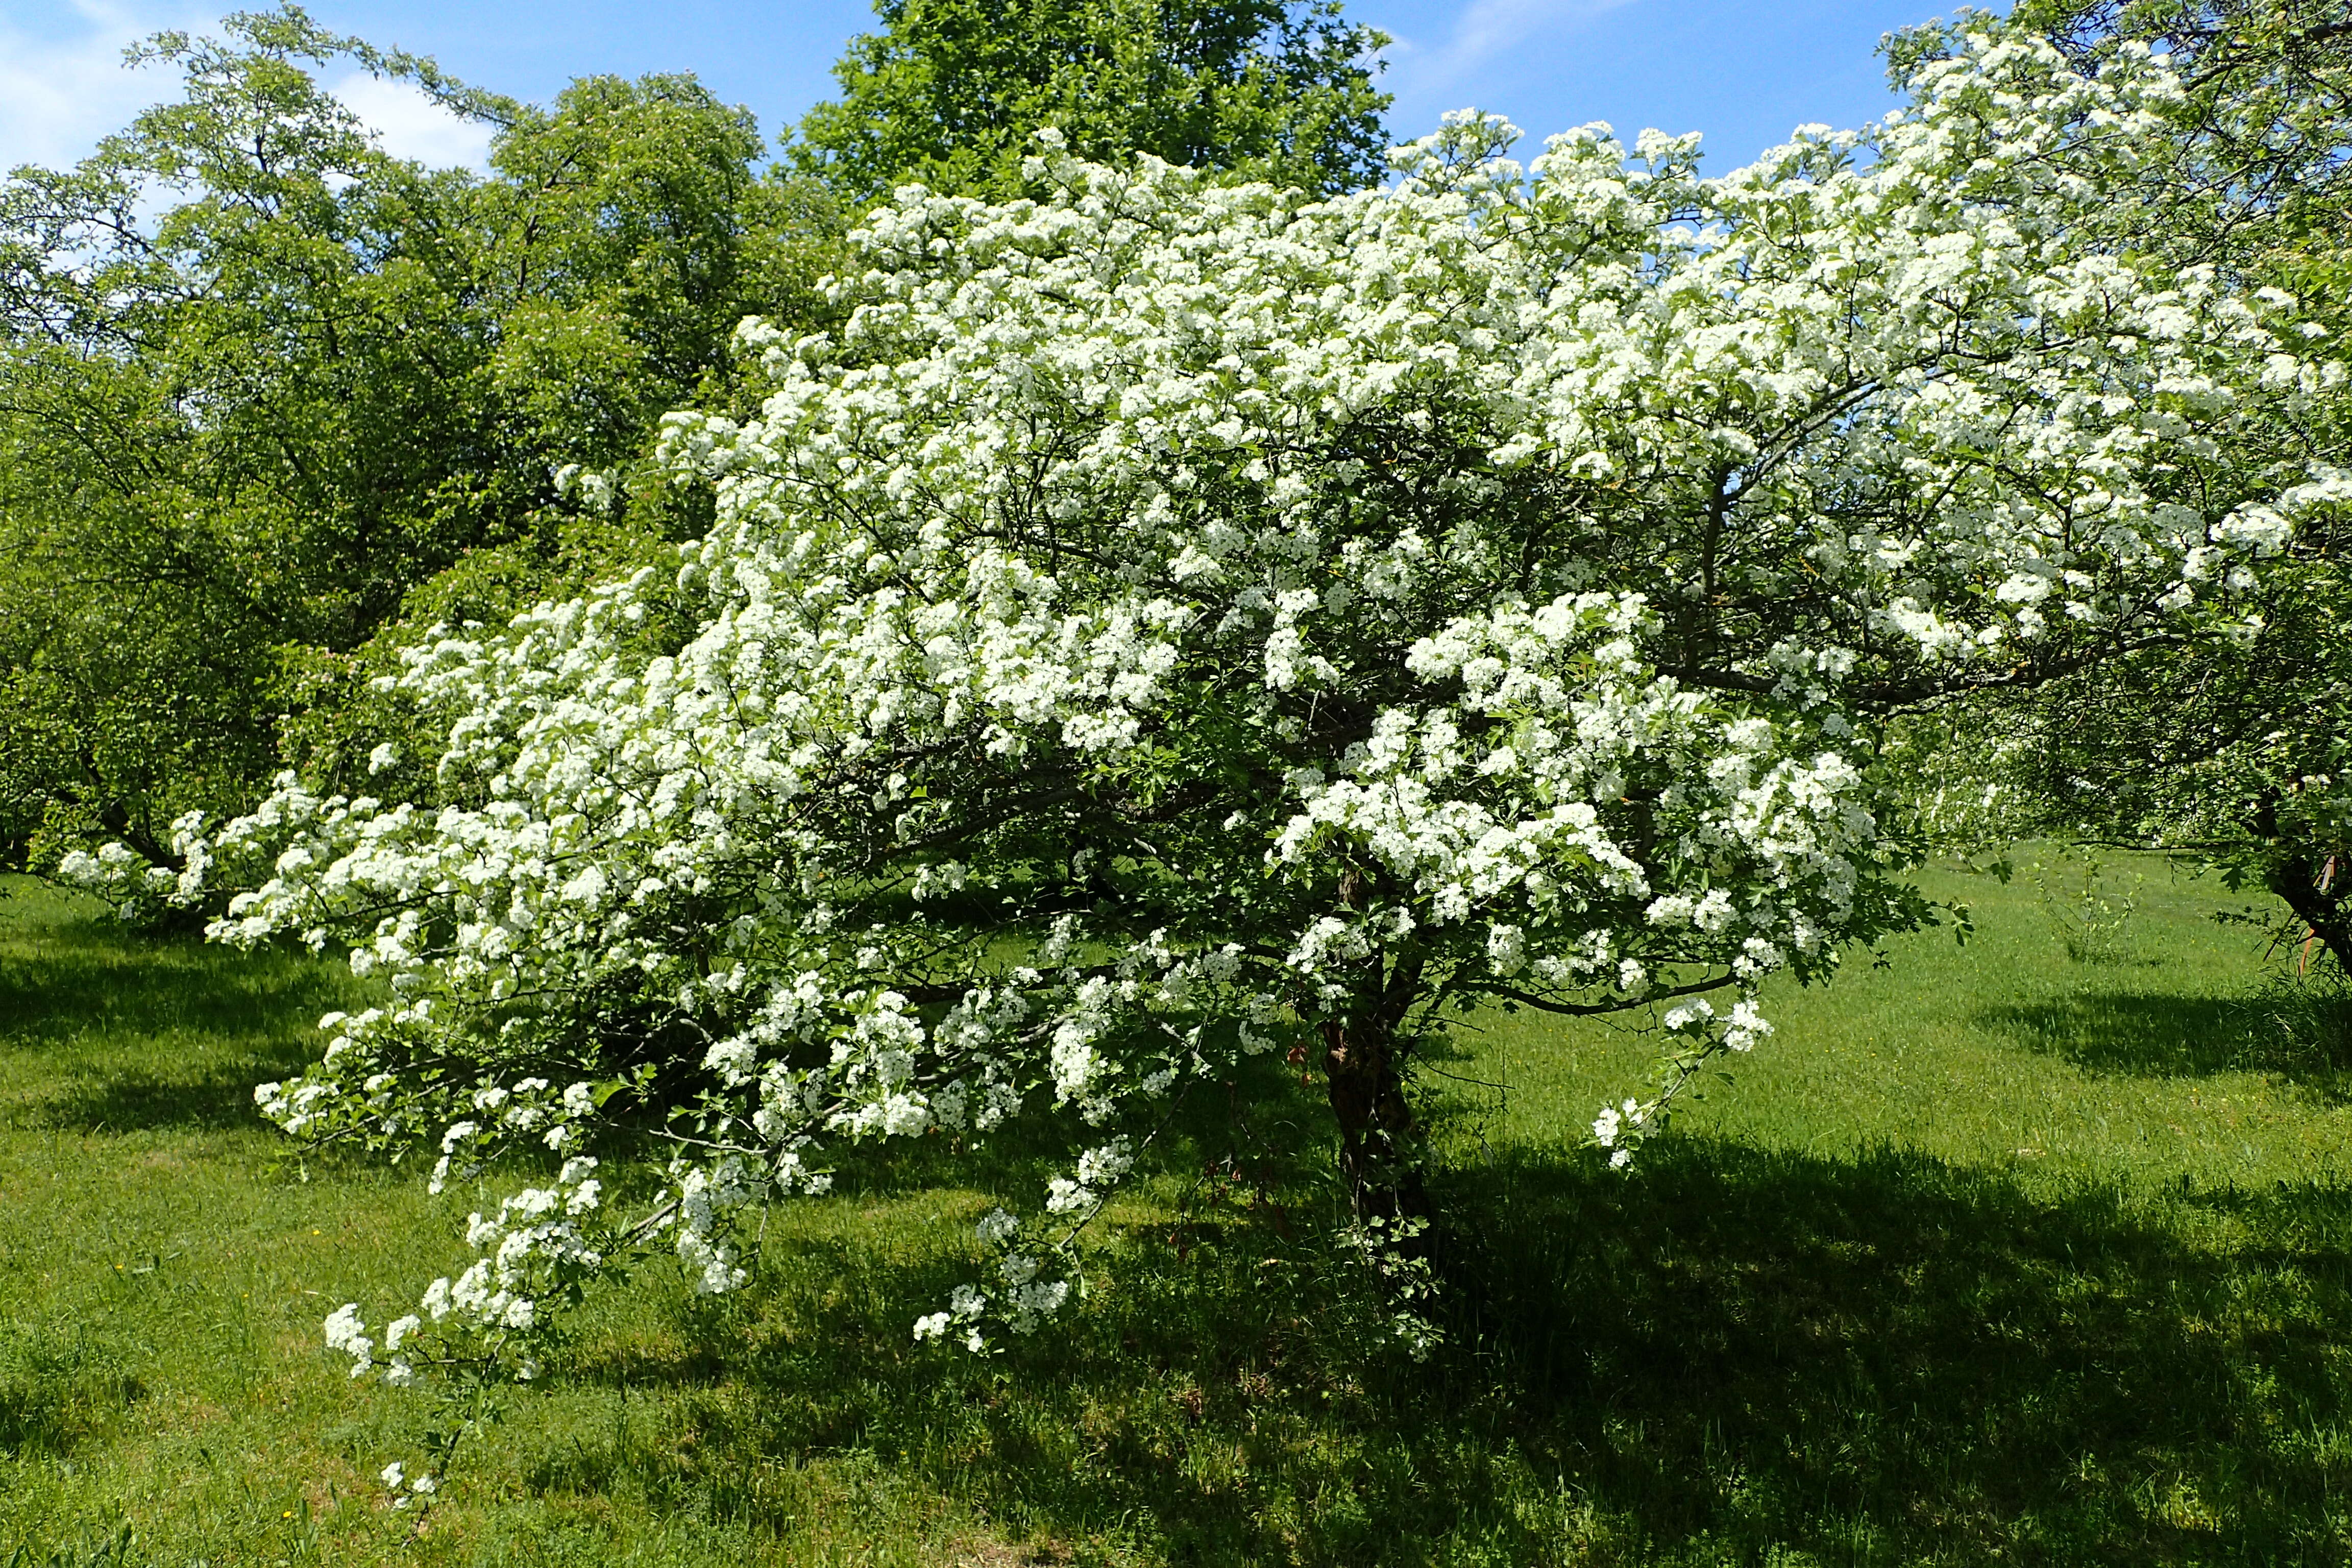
xmin=321 ymin=1153 xmax=608 ymax=1389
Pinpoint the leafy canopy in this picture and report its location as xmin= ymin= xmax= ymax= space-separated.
xmin=0 ymin=8 xmax=829 ymax=869
xmin=790 ymin=0 xmax=1392 ymax=200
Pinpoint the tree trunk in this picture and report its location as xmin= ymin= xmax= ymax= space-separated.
xmin=1321 ymin=1007 xmax=1432 ymax=1229
xmin=1318 ymin=920 xmax=1433 ymax=1240
xmin=2268 ymin=851 xmax=2351 ymax=975
xmin=2247 ymin=794 xmax=2347 ymax=975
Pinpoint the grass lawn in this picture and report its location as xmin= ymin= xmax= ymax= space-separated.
xmin=5 ymin=857 xmax=2352 ymax=1565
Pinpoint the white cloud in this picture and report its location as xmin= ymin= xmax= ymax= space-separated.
xmin=1383 ymin=0 xmax=1641 ymax=112
xmin=0 ymin=1 xmax=205 ymax=174
xmin=330 ymin=72 xmax=494 ymax=171
xmin=0 ymin=5 xmax=494 ymax=179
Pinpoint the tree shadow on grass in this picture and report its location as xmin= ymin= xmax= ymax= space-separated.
xmin=1450 ymin=1141 xmax=2352 ymax=1563
xmin=0 ymin=923 xmax=350 ymax=1054
xmin=23 ymin=1055 xmax=315 ymax=1137
xmin=1977 ymin=987 xmax=2352 ymax=1095
xmin=0 ymin=920 xmax=342 ymax=1135
xmin=523 ymin=1139 xmax=2352 ymax=1565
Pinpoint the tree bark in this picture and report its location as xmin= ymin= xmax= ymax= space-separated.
xmin=2247 ymin=793 xmax=2348 ymax=975
xmin=1321 ymin=1011 xmax=1431 ymax=1226
xmin=1319 ymin=940 xmax=1433 ymax=1235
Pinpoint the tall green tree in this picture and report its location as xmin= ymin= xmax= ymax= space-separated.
xmin=0 ymin=10 xmax=491 ymax=864
xmin=790 ymin=0 xmax=1391 ymax=201
xmin=0 ymin=8 xmax=827 ymax=867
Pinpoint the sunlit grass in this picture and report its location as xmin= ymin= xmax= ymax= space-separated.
xmin=6 ymin=860 xmax=2352 ymax=1564
xmin=1466 ymin=855 xmax=2352 ymax=1194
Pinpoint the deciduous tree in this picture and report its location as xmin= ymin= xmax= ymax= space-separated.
xmin=0 ymin=8 xmax=823 ymax=868
xmin=1911 ymin=0 xmax=2352 ymax=968
xmin=789 ymin=0 xmax=1391 ymax=200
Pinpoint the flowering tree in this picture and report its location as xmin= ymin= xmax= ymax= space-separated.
xmin=67 ymin=16 xmax=2343 ymax=1485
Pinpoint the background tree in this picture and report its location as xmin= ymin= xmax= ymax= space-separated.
xmin=0 ymin=8 xmax=830 ymax=869
xmin=1905 ymin=0 xmax=2352 ymax=969
xmin=788 ymin=0 xmax=1391 ymax=200
xmin=0 ymin=10 xmax=495 ymax=867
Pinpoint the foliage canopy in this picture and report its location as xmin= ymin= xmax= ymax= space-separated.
xmin=790 ymin=0 xmax=1392 ymax=201
xmin=0 ymin=8 xmax=826 ymax=872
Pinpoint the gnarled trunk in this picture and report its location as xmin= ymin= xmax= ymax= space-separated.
xmin=1319 ymin=936 xmax=1433 ymax=1236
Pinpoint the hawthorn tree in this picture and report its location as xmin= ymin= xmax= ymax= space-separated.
xmin=69 ymin=16 xmax=2345 ymax=1491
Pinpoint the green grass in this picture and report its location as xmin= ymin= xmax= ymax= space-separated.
xmin=5 ymin=861 xmax=2352 ymax=1565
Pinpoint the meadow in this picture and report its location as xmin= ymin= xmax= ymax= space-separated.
xmin=4 ymin=855 xmax=2352 ymax=1566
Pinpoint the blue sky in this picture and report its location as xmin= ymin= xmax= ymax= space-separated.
xmin=2 ymin=0 xmax=1981 ymax=179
